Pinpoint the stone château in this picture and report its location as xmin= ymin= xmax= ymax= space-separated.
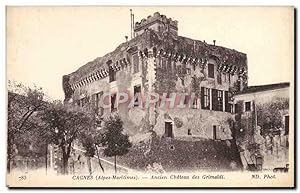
xmin=63 ymin=12 xmax=248 ymax=140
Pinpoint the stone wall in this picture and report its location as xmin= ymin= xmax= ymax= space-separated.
xmin=117 ymin=137 xmax=243 ymax=172
xmin=153 ymin=108 xmax=232 ymax=140
xmin=152 ymin=56 xmax=240 ymax=140
xmin=69 ymin=51 xmax=153 ymax=136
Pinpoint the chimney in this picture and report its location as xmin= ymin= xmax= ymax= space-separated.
xmin=125 ymin=36 xmax=128 ymax=42
xmin=132 ymin=14 xmax=135 ymax=38
xmin=213 ymin=40 xmax=216 ymax=46
xmin=130 ymin=9 xmax=133 ymax=39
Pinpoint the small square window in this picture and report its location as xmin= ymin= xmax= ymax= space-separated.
xmin=245 ymin=101 xmax=251 ymax=112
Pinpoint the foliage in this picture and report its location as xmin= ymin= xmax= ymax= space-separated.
xmin=8 ymin=81 xmax=46 ymax=136
xmin=7 ymin=81 xmax=47 ymax=172
xmin=256 ymin=97 xmax=289 ymax=136
xmin=101 ymin=115 xmax=132 ymax=157
xmin=154 ymin=63 xmax=177 ymax=95
xmin=173 ymin=117 xmax=183 ymax=128
xmin=78 ymin=127 xmax=106 ymax=174
xmin=191 ymin=76 xmax=202 ymax=97
xmin=40 ymin=102 xmax=93 ymax=174
xmin=80 ymin=132 xmax=96 ymax=158
xmin=229 ymin=80 xmax=238 ymax=93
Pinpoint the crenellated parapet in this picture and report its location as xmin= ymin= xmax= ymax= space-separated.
xmin=69 ymin=58 xmax=131 ymax=90
xmin=134 ymin=12 xmax=178 ymax=36
xmin=150 ymin=46 xmax=248 ymax=85
xmin=66 ymin=37 xmax=247 ymax=92
xmin=64 ymin=14 xmax=248 ymax=96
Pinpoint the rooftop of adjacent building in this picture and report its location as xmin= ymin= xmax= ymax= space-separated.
xmin=236 ymin=82 xmax=290 ymax=95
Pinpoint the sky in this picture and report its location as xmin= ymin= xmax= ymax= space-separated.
xmin=7 ymin=6 xmax=294 ymax=100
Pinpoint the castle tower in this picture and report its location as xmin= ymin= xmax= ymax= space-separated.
xmin=134 ymin=12 xmax=178 ymax=36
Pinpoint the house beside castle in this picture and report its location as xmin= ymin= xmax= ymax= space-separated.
xmin=233 ymin=82 xmax=290 ymax=170
xmin=62 ymin=12 xmax=248 ymax=141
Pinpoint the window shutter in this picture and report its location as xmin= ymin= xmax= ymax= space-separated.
xmin=212 ymin=89 xmax=218 ymax=111
xmin=201 ymin=87 xmax=205 ymax=109
xmin=225 ymin=91 xmax=230 ymax=112
xmin=235 ymin=103 xmax=240 ymax=114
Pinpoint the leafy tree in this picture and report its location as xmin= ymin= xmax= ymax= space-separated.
xmin=102 ymin=115 xmax=132 ymax=173
xmin=79 ymin=129 xmax=105 ymax=174
xmin=7 ymin=81 xmax=46 ymax=173
xmin=77 ymin=95 xmax=105 ymax=173
xmin=93 ymin=130 xmax=105 ymax=173
xmin=79 ymin=132 xmax=96 ymax=175
xmin=40 ymin=102 xmax=92 ymax=174
xmin=227 ymin=117 xmax=243 ymax=170
xmin=256 ymin=97 xmax=289 ymax=136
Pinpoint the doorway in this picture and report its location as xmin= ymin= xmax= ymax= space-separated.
xmin=165 ymin=122 xmax=173 ymax=138
xmin=213 ymin=125 xmax=217 ymax=140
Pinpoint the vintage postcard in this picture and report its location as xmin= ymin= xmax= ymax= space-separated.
xmin=6 ymin=6 xmax=295 ymax=188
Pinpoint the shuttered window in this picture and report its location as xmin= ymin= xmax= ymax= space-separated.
xmin=201 ymin=87 xmax=210 ymax=110
xmin=234 ymin=103 xmax=240 ymax=114
xmin=217 ymin=90 xmax=223 ymax=111
xmin=245 ymin=101 xmax=251 ymax=111
xmin=212 ymin=89 xmax=218 ymax=111
xmin=225 ymin=91 xmax=231 ymax=113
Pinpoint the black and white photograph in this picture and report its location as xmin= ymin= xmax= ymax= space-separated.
xmin=6 ymin=6 xmax=294 ymax=187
